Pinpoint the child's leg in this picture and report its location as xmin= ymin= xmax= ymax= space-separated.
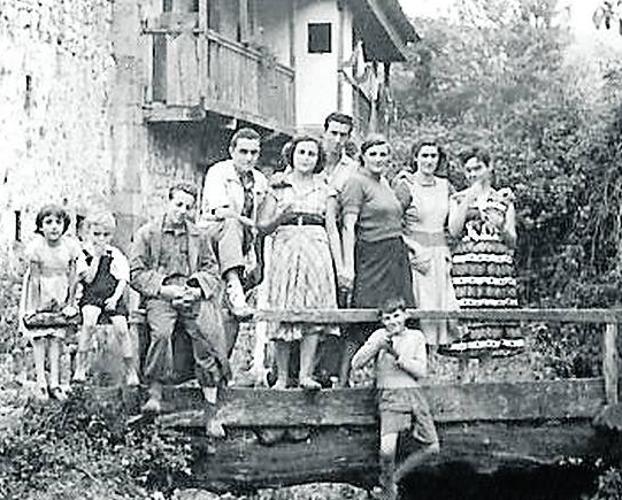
xmin=202 ymin=385 xmax=225 ymax=438
xmin=299 ymin=333 xmax=320 ymax=388
xmin=74 ymin=305 xmax=101 ymax=382
xmin=47 ymin=337 xmax=67 ymax=400
xmin=393 ymin=440 xmax=440 ymax=484
xmin=273 ymin=340 xmax=290 ymax=389
xmin=376 ymin=431 xmax=399 ymax=500
xmin=32 ymin=337 xmax=47 ymax=390
xmin=110 ymin=315 xmax=139 ymax=386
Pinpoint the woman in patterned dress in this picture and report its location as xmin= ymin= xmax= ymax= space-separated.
xmin=392 ymin=139 xmax=458 ymax=348
xmin=443 ymin=147 xmax=525 ymax=358
xmin=258 ymin=136 xmax=340 ymax=389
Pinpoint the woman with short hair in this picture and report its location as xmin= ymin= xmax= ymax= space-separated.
xmin=339 ymin=135 xmax=415 ymax=385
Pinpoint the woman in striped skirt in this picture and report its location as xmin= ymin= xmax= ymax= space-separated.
xmin=443 ymin=147 xmax=525 ymax=359
xmin=257 ymin=135 xmax=340 ymax=389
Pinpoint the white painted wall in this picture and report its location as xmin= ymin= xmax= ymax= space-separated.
xmin=294 ymin=0 xmax=342 ymax=131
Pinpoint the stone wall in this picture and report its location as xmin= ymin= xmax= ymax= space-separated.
xmin=0 ymin=0 xmax=116 ymax=248
xmin=0 ymin=0 xmax=116 ymax=348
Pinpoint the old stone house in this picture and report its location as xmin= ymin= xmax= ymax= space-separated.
xmin=0 ymin=0 xmax=416 ymax=262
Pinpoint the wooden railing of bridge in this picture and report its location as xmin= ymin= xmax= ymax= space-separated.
xmin=123 ymin=307 xmax=622 ymax=493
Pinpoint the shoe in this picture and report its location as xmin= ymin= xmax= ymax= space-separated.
xmin=32 ymin=385 xmax=49 ymax=402
xmin=141 ymin=383 xmax=162 ymax=413
xmin=72 ymin=371 xmax=86 ymax=384
xmin=141 ymin=396 xmax=162 ymax=414
xmin=125 ymin=368 xmax=140 ymax=388
xmin=299 ymin=377 xmax=321 ymax=390
xmin=49 ymin=386 xmax=68 ymax=402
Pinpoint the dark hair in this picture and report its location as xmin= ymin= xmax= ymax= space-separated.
xmin=168 ymin=181 xmax=198 ymax=201
xmin=344 ymin=139 xmax=359 ymax=159
xmin=35 ymin=204 xmax=71 ymax=236
xmin=381 ymin=297 xmax=407 ymax=315
xmin=286 ymin=135 xmax=326 ymax=174
xmin=360 ymin=134 xmax=391 ymax=166
xmin=410 ymin=138 xmax=446 ymax=172
xmin=460 ymin=147 xmax=491 ymax=167
xmin=323 ymin=112 xmax=354 ymax=134
xmin=230 ymin=127 xmax=261 ymax=150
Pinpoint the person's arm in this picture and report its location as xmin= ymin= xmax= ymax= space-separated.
xmin=341 ymin=213 xmax=357 ymax=290
xmin=391 ymin=177 xmax=413 ymax=211
xmin=339 ymin=177 xmax=363 ymax=290
xmin=129 ymin=225 xmax=168 ymax=299
xmin=325 ymin=196 xmax=343 ymax=275
xmin=352 ymin=331 xmax=387 ymax=370
xmin=396 ymin=332 xmax=428 ymax=380
xmin=105 ymin=249 xmax=130 ymax=308
xmin=500 ymin=202 xmax=517 ymax=248
xmin=448 ymin=190 xmax=475 ymax=238
xmin=256 ymin=191 xmax=291 ymax=235
xmin=66 ymin=258 xmax=78 ymax=307
xmin=28 ymin=260 xmax=41 ymax=312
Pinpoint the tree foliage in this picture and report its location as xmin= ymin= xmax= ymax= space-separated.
xmin=393 ymin=0 xmax=622 ymax=312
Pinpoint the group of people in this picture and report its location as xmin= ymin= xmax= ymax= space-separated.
xmin=18 ymin=110 xmax=522 ymax=499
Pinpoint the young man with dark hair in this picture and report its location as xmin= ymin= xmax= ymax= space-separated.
xmin=130 ymin=181 xmax=229 ymax=437
xmin=200 ymin=127 xmax=268 ymax=318
xmin=352 ymin=297 xmax=440 ymax=500
xmin=313 ymin=112 xmax=359 ymax=387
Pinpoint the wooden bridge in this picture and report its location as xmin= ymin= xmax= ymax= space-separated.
xmin=126 ymin=308 xmax=622 ymax=494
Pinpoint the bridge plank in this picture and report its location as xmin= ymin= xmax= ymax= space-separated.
xmin=158 ymin=379 xmax=606 ymax=428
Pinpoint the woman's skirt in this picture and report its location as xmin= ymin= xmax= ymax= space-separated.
xmin=265 ymin=225 xmax=338 ymax=342
xmin=407 ymin=232 xmax=459 ymax=346
xmin=352 ymin=236 xmax=414 ymax=309
xmin=440 ymin=239 xmax=524 ymax=358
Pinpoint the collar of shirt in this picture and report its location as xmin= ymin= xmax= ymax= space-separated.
xmin=162 ymin=215 xmax=188 ymax=236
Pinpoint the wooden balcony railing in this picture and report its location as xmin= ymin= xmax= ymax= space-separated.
xmin=143 ymin=14 xmax=295 ymax=133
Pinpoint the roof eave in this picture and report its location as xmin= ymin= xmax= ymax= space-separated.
xmin=363 ymin=0 xmax=419 ymax=61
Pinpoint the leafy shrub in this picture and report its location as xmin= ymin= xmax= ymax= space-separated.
xmin=0 ymin=387 xmax=193 ymax=499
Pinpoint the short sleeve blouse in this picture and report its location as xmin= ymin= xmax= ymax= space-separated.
xmin=341 ymin=171 xmax=403 ymax=242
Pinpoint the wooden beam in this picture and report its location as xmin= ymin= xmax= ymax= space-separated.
xmin=186 ymin=419 xmax=620 ymax=493
xmin=603 ymin=322 xmax=619 ymax=404
xmin=143 ymin=103 xmax=206 ymax=121
xmin=154 ymin=379 xmax=607 ymax=428
xmin=363 ymin=0 xmax=409 ymax=61
xmin=253 ymin=308 xmax=622 ymax=324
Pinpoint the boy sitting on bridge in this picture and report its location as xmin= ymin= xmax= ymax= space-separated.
xmin=351 ymin=297 xmax=440 ymax=500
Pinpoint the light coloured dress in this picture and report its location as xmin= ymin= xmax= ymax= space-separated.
xmin=20 ymin=235 xmax=82 ymax=339
xmin=393 ymin=172 xmax=458 ymax=346
xmin=262 ymin=172 xmax=338 ymax=341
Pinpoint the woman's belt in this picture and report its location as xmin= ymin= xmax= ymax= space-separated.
xmin=408 ymin=230 xmax=447 ymax=247
xmin=281 ymin=213 xmax=325 ymax=226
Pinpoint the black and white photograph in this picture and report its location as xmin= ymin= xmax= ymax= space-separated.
xmin=2 ymin=0 xmax=622 ymax=499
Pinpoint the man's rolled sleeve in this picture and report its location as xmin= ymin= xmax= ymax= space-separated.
xmin=202 ymin=163 xmax=231 ymax=215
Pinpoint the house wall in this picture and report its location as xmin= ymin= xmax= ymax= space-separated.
xmin=293 ymin=0 xmax=354 ymax=133
xmin=257 ymin=0 xmax=292 ymax=66
xmin=0 ymin=0 xmax=116 ymax=260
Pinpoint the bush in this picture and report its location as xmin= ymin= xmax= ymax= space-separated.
xmin=0 ymin=387 xmax=194 ymax=499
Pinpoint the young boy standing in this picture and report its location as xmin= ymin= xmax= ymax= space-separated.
xmin=351 ymin=297 xmax=440 ymax=500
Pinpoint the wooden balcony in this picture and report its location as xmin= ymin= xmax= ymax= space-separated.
xmin=142 ymin=13 xmax=295 ymax=134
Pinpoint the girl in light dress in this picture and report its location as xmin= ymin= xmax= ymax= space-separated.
xmin=20 ymin=205 xmax=82 ymax=401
